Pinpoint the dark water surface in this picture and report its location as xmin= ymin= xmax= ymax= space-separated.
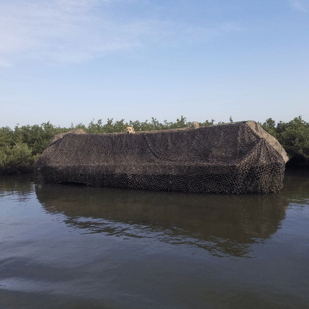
xmin=0 ymin=170 xmax=308 ymax=309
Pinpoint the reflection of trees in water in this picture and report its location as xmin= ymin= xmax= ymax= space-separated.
xmin=0 ymin=174 xmax=35 ymax=201
xmin=282 ymin=170 xmax=309 ymax=205
xmin=36 ymin=183 xmax=288 ymax=258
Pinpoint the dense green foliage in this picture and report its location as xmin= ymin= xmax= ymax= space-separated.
xmin=0 ymin=116 xmax=308 ymax=174
xmin=0 ymin=143 xmax=40 ymax=174
xmin=260 ymin=116 xmax=309 ymax=163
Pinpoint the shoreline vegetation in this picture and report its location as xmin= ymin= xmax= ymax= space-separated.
xmin=0 ymin=116 xmax=308 ymax=175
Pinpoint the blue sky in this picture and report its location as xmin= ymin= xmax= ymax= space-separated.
xmin=0 ymin=0 xmax=308 ymax=128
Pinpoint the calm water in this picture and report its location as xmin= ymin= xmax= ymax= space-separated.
xmin=0 ymin=170 xmax=309 ymax=309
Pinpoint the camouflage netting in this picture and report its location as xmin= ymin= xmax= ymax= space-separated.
xmin=33 ymin=121 xmax=289 ymax=194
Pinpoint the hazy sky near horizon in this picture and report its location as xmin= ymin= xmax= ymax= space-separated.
xmin=0 ymin=0 xmax=308 ymax=128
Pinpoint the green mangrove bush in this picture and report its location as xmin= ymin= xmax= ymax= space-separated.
xmin=0 ymin=143 xmax=40 ymax=174
xmin=260 ymin=116 xmax=309 ymax=163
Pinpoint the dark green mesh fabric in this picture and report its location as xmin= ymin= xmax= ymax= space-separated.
xmin=34 ymin=121 xmax=288 ymax=194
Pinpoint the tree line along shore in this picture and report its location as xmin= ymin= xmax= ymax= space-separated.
xmin=0 ymin=116 xmax=308 ymax=175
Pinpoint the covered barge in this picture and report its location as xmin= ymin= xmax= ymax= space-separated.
xmin=34 ymin=121 xmax=289 ymax=194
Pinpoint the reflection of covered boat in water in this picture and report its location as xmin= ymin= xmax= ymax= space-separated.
xmin=36 ymin=183 xmax=288 ymax=257
xmin=34 ymin=121 xmax=288 ymax=194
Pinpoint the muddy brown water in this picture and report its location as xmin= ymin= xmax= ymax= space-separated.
xmin=0 ymin=170 xmax=308 ymax=309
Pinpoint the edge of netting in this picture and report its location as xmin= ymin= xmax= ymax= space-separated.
xmin=88 ymin=121 xmax=252 ymax=136
xmin=244 ymin=121 xmax=289 ymax=164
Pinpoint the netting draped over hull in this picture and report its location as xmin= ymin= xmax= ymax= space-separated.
xmin=34 ymin=121 xmax=288 ymax=194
